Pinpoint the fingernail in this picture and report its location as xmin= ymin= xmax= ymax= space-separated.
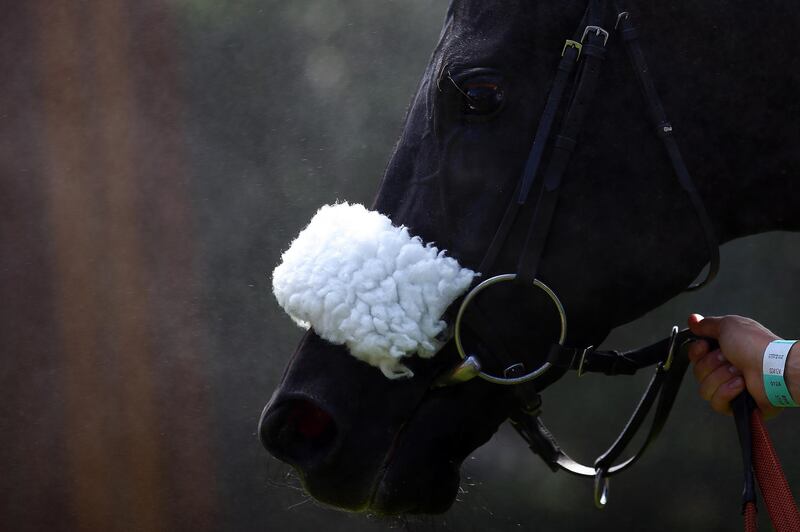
xmin=728 ymin=377 xmax=744 ymax=389
xmin=728 ymin=366 xmax=741 ymax=375
xmin=717 ymin=352 xmax=726 ymax=362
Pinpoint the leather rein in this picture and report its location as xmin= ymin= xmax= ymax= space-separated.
xmin=433 ymin=0 xmax=724 ymax=508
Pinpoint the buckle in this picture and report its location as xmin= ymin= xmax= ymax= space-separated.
xmin=662 ymin=326 xmax=679 ymax=371
xmin=576 ymin=345 xmax=594 ymax=377
xmin=453 ymin=273 xmax=566 ymax=386
xmin=581 ymin=25 xmax=609 ymax=46
xmin=561 ymin=39 xmax=582 ymax=60
xmin=614 ymin=11 xmax=630 ymax=30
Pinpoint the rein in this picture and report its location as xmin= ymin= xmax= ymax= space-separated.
xmin=433 ymin=0 xmax=797 ymax=523
xmin=734 ymin=395 xmax=800 ymax=531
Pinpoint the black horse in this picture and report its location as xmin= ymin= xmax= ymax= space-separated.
xmin=260 ymin=0 xmax=800 ymax=515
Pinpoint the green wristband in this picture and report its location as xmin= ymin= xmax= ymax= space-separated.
xmin=763 ymin=340 xmax=799 ymax=408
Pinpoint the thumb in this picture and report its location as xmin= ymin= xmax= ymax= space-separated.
xmin=688 ymin=314 xmax=722 ymax=339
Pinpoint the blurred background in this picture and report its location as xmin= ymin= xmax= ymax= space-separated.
xmin=2 ymin=1 xmax=798 ymax=531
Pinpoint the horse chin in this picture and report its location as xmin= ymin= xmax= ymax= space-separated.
xmin=366 ymin=379 xmax=511 ymax=515
xmin=293 ymin=380 xmax=507 ymax=515
xmin=297 ymin=457 xmax=460 ymax=515
xmin=368 ymin=460 xmax=461 ymax=515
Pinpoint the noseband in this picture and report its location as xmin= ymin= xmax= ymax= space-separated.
xmin=435 ymin=0 xmax=721 ymax=508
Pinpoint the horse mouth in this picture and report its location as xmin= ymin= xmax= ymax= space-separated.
xmin=260 ymin=333 xmax=513 ymax=515
xmin=263 ymin=384 xmax=483 ymax=515
xmin=290 ymin=390 xmax=467 ymax=515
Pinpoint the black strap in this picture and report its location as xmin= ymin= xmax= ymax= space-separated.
xmin=615 ymin=6 xmax=720 ymax=291
xmin=506 ymin=7 xmax=723 ymax=496
xmin=516 ymin=45 xmax=584 ymax=206
xmin=732 ymin=393 xmax=758 ymax=514
xmin=516 ymin=9 xmax=610 ymax=286
xmin=593 ymin=334 xmax=689 ymax=473
xmin=546 ymin=333 xmax=680 ymax=376
xmin=477 ymin=17 xmax=585 ymax=275
xmin=548 ymin=345 xmax=645 ymax=376
xmin=512 ymin=329 xmax=696 ymax=492
xmin=450 ymin=0 xmax=723 ymax=507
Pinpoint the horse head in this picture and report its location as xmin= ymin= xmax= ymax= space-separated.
xmin=260 ymin=0 xmax=798 ymax=515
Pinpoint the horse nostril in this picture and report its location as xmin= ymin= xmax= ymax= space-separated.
xmin=259 ymin=398 xmax=338 ymax=469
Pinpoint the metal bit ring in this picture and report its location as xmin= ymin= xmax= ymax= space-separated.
xmin=453 ymin=273 xmax=567 ymax=385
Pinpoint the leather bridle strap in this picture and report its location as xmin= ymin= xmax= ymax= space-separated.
xmin=614 ymin=5 xmax=720 ymax=290
xmin=733 ymin=394 xmax=759 ymax=530
xmin=516 ymin=11 xmax=610 ymax=286
xmin=547 ymin=335 xmax=670 ymax=376
xmin=477 ymin=2 xmax=597 ymax=276
xmin=510 ymin=328 xmax=695 ymax=508
xmin=507 ymin=7 xmax=723 ymax=498
xmin=444 ymin=1 xmax=723 ymax=509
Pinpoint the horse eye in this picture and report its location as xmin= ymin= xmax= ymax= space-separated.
xmin=462 ymin=82 xmax=504 ymax=116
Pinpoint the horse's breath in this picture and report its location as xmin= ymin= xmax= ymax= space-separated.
xmin=272 ymin=202 xmax=475 ymax=379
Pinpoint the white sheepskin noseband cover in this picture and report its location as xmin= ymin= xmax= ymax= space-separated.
xmin=272 ymin=202 xmax=476 ymax=379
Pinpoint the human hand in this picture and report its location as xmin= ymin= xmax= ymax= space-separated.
xmin=687 ymin=314 xmax=781 ymax=417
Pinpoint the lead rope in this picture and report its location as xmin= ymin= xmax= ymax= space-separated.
xmin=734 ymin=394 xmax=800 ymax=532
xmin=750 ymin=409 xmax=800 ymax=531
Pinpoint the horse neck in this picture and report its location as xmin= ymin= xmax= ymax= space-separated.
xmin=638 ymin=2 xmax=800 ymax=242
xmin=709 ymin=172 xmax=799 ymax=243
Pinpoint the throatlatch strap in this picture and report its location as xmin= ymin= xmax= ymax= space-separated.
xmin=614 ymin=6 xmax=720 ymax=291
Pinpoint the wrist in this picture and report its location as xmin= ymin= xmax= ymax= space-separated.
xmin=762 ymin=338 xmax=799 ymax=408
xmin=786 ymin=341 xmax=800 ymax=402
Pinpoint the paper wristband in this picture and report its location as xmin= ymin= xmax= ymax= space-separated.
xmin=763 ymin=339 xmax=799 ymax=408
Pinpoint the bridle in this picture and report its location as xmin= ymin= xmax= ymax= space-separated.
xmin=434 ymin=0 xmax=723 ymax=508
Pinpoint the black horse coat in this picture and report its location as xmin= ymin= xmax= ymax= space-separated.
xmin=262 ymin=0 xmax=800 ymax=515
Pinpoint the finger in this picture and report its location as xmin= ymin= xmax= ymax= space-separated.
xmin=687 ymin=313 xmax=703 ymax=326
xmin=688 ymin=314 xmax=722 ymax=339
xmin=687 ymin=339 xmax=710 ymax=363
xmin=699 ymin=363 xmax=741 ymax=402
xmin=692 ymin=349 xmax=725 ymax=383
xmin=709 ymin=377 xmax=745 ymax=415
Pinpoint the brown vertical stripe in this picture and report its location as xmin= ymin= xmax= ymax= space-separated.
xmin=127 ymin=1 xmax=218 ymax=528
xmin=36 ymin=1 xmax=216 ymax=529
xmin=85 ymin=0 xmax=165 ymax=529
xmin=0 ymin=3 xmax=71 ymax=529
xmin=36 ymin=2 xmax=117 ymax=530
